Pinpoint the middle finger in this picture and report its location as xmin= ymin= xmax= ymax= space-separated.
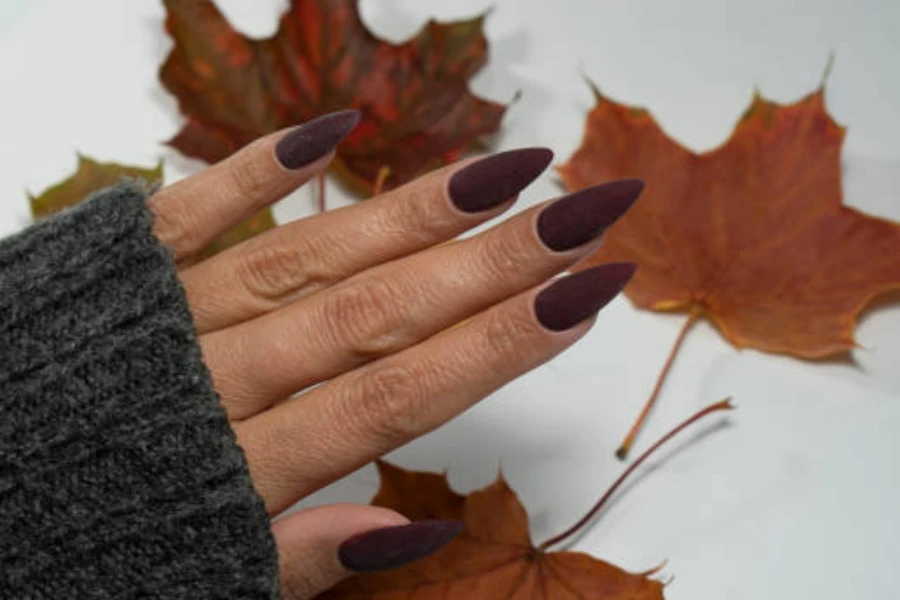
xmin=202 ymin=179 xmax=643 ymax=420
xmin=181 ymin=148 xmax=553 ymax=333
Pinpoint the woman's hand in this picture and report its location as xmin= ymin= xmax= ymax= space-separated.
xmin=148 ymin=110 xmax=641 ymax=599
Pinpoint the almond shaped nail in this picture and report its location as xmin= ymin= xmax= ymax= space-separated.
xmin=537 ymin=179 xmax=644 ymax=251
xmin=448 ymin=148 xmax=553 ymax=213
xmin=338 ymin=520 xmax=463 ymax=573
xmin=535 ymin=263 xmax=637 ymax=331
xmin=275 ymin=109 xmax=361 ymax=169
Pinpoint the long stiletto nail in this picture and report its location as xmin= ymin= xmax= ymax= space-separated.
xmin=448 ymin=148 xmax=553 ymax=213
xmin=338 ymin=520 xmax=464 ymax=573
xmin=275 ymin=110 xmax=361 ymax=169
xmin=537 ymin=179 xmax=644 ymax=252
xmin=535 ymin=263 xmax=637 ymax=331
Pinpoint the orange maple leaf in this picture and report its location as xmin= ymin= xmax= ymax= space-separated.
xmin=159 ymin=0 xmax=507 ymax=194
xmin=320 ymin=462 xmax=664 ymax=599
xmin=321 ymin=401 xmax=733 ymax=599
xmin=559 ymin=80 xmax=900 ymax=457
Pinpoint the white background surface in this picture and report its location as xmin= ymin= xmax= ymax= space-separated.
xmin=1 ymin=1 xmax=899 ymax=597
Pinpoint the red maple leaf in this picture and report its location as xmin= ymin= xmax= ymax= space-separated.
xmin=160 ymin=0 xmax=508 ymax=193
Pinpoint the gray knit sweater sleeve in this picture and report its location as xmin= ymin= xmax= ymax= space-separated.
xmin=0 ymin=183 xmax=278 ymax=598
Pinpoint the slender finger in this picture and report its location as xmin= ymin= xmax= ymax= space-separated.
xmin=203 ymin=180 xmax=642 ymax=419
xmin=237 ymin=263 xmax=636 ymax=513
xmin=149 ymin=110 xmax=360 ymax=261
xmin=274 ymin=505 xmax=460 ymax=600
xmin=180 ymin=148 xmax=553 ymax=333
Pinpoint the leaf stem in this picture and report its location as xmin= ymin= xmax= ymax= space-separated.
xmin=616 ymin=306 xmax=703 ymax=460
xmin=316 ymin=171 xmax=327 ymax=213
xmin=373 ymin=166 xmax=391 ymax=197
xmin=538 ymin=398 xmax=733 ymax=551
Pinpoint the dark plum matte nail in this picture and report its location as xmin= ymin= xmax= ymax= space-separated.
xmin=535 ymin=263 xmax=637 ymax=331
xmin=338 ymin=520 xmax=464 ymax=573
xmin=537 ymin=179 xmax=644 ymax=251
xmin=448 ymin=147 xmax=554 ymax=213
xmin=275 ymin=109 xmax=361 ymax=169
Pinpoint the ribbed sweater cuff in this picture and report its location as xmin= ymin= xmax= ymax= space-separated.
xmin=0 ymin=183 xmax=278 ymax=598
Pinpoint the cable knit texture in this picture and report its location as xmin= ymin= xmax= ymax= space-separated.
xmin=0 ymin=183 xmax=278 ymax=598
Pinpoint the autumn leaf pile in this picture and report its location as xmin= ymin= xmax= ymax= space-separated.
xmin=25 ymin=1 xmax=900 ymax=598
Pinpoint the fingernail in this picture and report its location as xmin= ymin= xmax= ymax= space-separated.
xmin=535 ymin=263 xmax=637 ymax=331
xmin=338 ymin=520 xmax=463 ymax=573
xmin=448 ymin=148 xmax=553 ymax=213
xmin=537 ymin=179 xmax=644 ymax=252
xmin=275 ymin=109 xmax=361 ymax=169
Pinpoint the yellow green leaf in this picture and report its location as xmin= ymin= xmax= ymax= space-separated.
xmin=30 ymin=154 xmax=276 ymax=258
xmin=30 ymin=154 xmax=163 ymax=219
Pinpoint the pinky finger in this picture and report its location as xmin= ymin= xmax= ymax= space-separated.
xmin=273 ymin=504 xmax=461 ymax=600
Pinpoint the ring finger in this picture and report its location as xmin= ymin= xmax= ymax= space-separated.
xmin=237 ymin=263 xmax=636 ymax=513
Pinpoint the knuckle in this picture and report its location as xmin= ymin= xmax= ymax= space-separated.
xmin=148 ymin=190 xmax=197 ymax=254
xmin=350 ymin=363 xmax=431 ymax=440
xmin=386 ymin=188 xmax=445 ymax=241
xmin=238 ymin=240 xmax=312 ymax=301
xmin=481 ymin=308 xmax=535 ymax=362
xmin=226 ymin=142 xmax=269 ymax=199
xmin=475 ymin=228 xmax=535 ymax=282
xmin=320 ymin=278 xmax=411 ymax=359
xmin=281 ymin=565 xmax=328 ymax=600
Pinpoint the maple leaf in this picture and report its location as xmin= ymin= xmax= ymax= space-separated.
xmin=159 ymin=0 xmax=507 ymax=194
xmin=29 ymin=154 xmax=274 ymax=259
xmin=321 ymin=401 xmax=734 ymax=599
xmin=559 ymin=80 xmax=900 ymax=458
xmin=29 ymin=154 xmax=162 ymax=219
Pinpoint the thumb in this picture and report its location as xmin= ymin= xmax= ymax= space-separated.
xmin=272 ymin=503 xmax=462 ymax=600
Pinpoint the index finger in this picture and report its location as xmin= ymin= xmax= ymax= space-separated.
xmin=149 ymin=110 xmax=360 ymax=261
